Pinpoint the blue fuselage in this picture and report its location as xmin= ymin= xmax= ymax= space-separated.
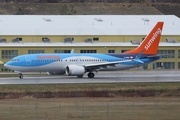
xmin=4 ymin=53 xmax=161 ymax=73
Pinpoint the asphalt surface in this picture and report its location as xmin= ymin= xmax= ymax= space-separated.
xmin=0 ymin=71 xmax=180 ymax=84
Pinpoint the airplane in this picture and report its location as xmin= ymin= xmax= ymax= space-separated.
xmin=4 ymin=22 xmax=164 ymax=79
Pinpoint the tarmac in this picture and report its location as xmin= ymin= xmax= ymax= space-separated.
xmin=0 ymin=70 xmax=180 ymax=84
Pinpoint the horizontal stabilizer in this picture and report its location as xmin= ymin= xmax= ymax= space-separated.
xmin=133 ymin=50 xmax=144 ymax=63
xmin=147 ymin=54 xmax=163 ymax=58
xmin=133 ymin=59 xmax=144 ymax=63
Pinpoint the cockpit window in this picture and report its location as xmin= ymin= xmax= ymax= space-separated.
xmin=11 ymin=59 xmax=19 ymax=62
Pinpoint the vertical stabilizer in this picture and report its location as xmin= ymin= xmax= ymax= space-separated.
xmin=124 ymin=22 xmax=164 ymax=55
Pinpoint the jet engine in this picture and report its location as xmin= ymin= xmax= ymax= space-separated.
xmin=65 ymin=65 xmax=85 ymax=76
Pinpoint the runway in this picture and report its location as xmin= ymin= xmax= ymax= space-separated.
xmin=0 ymin=71 xmax=180 ymax=84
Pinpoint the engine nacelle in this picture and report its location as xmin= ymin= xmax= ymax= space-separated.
xmin=47 ymin=71 xmax=65 ymax=75
xmin=65 ymin=65 xmax=85 ymax=76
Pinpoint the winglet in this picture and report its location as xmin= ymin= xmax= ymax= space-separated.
xmin=124 ymin=22 xmax=164 ymax=55
xmin=70 ymin=49 xmax=74 ymax=54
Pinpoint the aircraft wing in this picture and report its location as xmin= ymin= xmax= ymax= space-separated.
xmin=84 ymin=59 xmax=132 ymax=70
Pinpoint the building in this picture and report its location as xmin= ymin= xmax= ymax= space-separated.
xmin=0 ymin=15 xmax=180 ymax=71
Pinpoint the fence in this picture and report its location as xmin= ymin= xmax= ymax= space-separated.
xmin=0 ymin=102 xmax=180 ymax=120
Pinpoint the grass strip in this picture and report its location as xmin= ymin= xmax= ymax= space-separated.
xmin=0 ymin=83 xmax=180 ymax=98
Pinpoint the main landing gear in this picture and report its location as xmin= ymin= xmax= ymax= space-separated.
xmin=76 ymin=73 xmax=94 ymax=78
xmin=19 ymin=73 xmax=23 ymax=79
xmin=87 ymin=72 xmax=95 ymax=78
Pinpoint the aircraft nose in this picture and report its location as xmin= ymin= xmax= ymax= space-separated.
xmin=4 ymin=63 xmax=7 ymax=68
xmin=4 ymin=63 xmax=10 ymax=69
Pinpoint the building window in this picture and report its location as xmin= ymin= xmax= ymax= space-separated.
xmin=93 ymin=38 xmax=99 ymax=41
xmin=178 ymin=62 xmax=180 ymax=69
xmin=80 ymin=50 xmax=97 ymax=53
xmin=64 ymin=38 xmax=74 ymax=43
xmin=42 ymin=38 xmax=50 ymax=43
xmin=178 ymin=50 xmax=180 ymax=58
xmin=0 ymin=38 xmax=6 ymax=43
xmin=108 ymin=50 xmax=115 ymax=53
xmin=121 ymin=50 xmax=128 ymax=53
xmin=158 ymin=50 xmax=175 ymax=58
xmin=153 ymin=62 xmax=175 ymax=69
xmin=12 ymin=38 xmax=22 ymax=43
xmin=28 ymin=50 xmax=44 ymax=54
xmin=17 ymin=38 xmax=22 ymax=41
xmin=2 ymin=50 xmax=18 ymax=59
xmin=54 ymin=50 xmax=70 ymax=53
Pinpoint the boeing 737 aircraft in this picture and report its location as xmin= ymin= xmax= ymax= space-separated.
xmin=4 ymin=22 xmax=164 ymax=79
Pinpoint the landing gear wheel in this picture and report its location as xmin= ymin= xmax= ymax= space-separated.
xmin=19 ymin=73 xmax=23 ymax=79
xmin=88 ymin=72 xmax=95 ymax=78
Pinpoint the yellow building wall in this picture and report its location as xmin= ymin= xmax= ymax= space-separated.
xmin=1 ymin=35 xmax=180 ymax=43
xmin=1 ymin=34 xmax=180 ymax=71
xmin=162 ymin=35 xmax=180 ymax=42
xmin=0 ymin=46 xmax=180 ymax=71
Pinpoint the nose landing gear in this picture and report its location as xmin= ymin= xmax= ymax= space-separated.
xmin=19 ymin=73 xmax=23 ymax=79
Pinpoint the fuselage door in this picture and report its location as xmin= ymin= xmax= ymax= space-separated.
xmin=26 ymin=56 xmax=31 ymax=65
